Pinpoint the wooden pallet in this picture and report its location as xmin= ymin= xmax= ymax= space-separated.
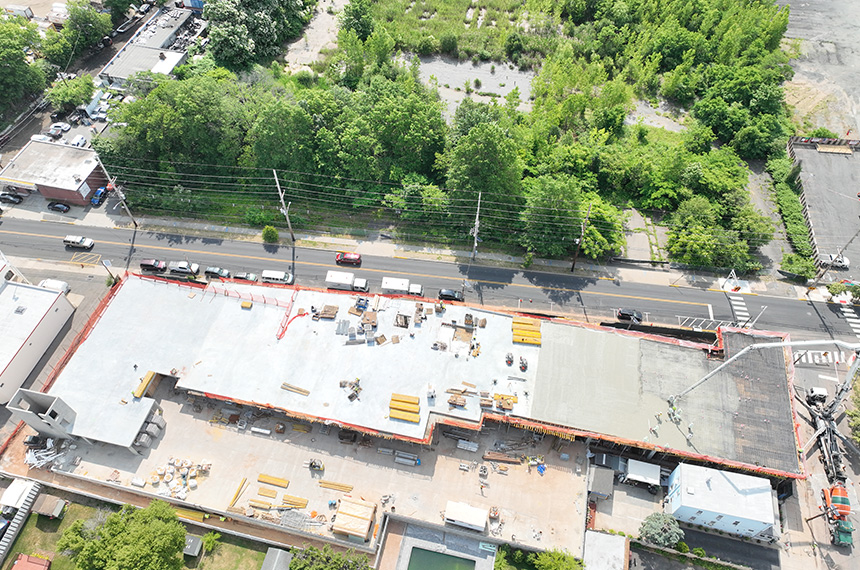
xmin=389 ymin=409 xmax=420 ymax=423
xmin=319 ymin=480 xmax=354 ymax=492
xmin=257 ymin=474 xmax=289 ymax=488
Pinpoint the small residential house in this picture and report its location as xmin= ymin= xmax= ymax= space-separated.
xmin=666 ymin=463 xmax=777 ymax=539
xmin=0 ymin=141 xmax=109 ymax=206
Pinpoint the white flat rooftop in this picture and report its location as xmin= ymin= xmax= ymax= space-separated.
xmin=45 ymin=275 xmax=800 ymax=476
xmin=0 ymin=280 xmax=62 ymax=370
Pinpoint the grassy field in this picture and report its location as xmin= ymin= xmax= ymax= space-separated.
xmin=3 ymin=503 xmax=104 ymax=570
xmin=3 ymin=501 xmax=268 ymax=570
xmin=192 ymin=534 xmax=268 ymax=570
xmin=373 ymin=0 xmax=528 ymax=60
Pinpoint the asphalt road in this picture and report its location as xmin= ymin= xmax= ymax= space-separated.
xmin=0 ymin=217 xmax=858 ymax=340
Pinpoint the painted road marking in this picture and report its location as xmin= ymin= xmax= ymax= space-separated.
xmin=0 ymin=228 xmax=711 ymax=308
xmin=728 ymin=294 xmax=749 ymax=322
xmin=840 ymin=305 xmax=860 ymax=339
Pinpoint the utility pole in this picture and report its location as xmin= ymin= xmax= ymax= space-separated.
xmin=570 ymin=203 xmax=591 ymax=272
xmin=815 ymin=216 xmax=860 ymax=284
xmin=273 ymin=169 xmax=295 ymax=242
xmin=111 ymin=176 xmax=138 ymax=228
xmin=470 ymin=191 xmax=482 ymax=261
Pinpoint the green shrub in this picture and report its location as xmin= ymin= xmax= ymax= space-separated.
xmin=474 ymin=78 xmax=482 ymax=89
xmin=781 ymin=253 xmax=816 ymax=279
xmin=262 ymin=225 xmax=279 ymax=243
xmin=245 ymin=207 xmax=273 ymax=227
xmin=692 ymin=547 xmax=706 ymax=557
xmin=416 ymin=35 xmax=440 ymax=55
xmin=439 ymin=33 xmax=458 ymax=56
xmin=676 ymin=541 xmax=690 ymax=553
xmin=827 ymin=282 xmax=847 ymax=297
xmin=772 ymin=181 xmax=813 ymax=258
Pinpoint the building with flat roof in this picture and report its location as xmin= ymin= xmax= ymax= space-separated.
xmin=98 ymin=8 xmax=203 ymax=88
xmin=0 ymin=252 xmax=74 ymax=404
xmin=0 ymin=141 xmax=108 ymax=206
xmin=9 ymin=274 xmax=802 ymax=478
xmin=667 ymin=463 xmax=777 ymax=539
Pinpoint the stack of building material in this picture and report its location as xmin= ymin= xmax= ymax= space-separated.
xmin=512 ymin=317 xmax=542 ymax=345
xmin=281 ymin=494 xmax=308 ymax=508
xmin=257 ymin=474 xmax=289 ymax=488
xmin=389 ymin=393 xmax=420 ymax=423
xmin=319 ymin=480 xmax=354 ymax=492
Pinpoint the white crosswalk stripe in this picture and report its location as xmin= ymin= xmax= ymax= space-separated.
xmin=793 ymin=350 xmax=846 ymax=364
xmin=729 ymin=295 xmax=750 ymax=322
xmin=840 ymin=305 xmax=860 ymax=339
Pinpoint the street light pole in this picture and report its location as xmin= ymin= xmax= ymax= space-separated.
xmin=570 ymin=203 xmax=591 ymax=272
xmin=273 ymin=169 xmax=295 ymax=242
xmin=470 ymin=190 xmax=482 ymax=261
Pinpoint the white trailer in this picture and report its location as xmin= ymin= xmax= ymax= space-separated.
xmin=325 ymin=270 xmax=368 ymax=292
xmin=444 ymin=501 xmax=487 ymax=532
xmin=381 ymin=277 xmax=423 ymax=296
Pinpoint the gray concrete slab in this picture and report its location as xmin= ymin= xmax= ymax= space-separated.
xmin=793 ymin=146 xmax=860 ymax=284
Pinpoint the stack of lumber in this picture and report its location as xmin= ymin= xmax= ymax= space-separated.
xmin=257 ymin=474 xmax=289 ymax=488
xmin=448 ymin=395 xmax=466 ymax=408
xmin=512 ymin=316 xmax=542 ymax=345
xmin=319 ymin=480 xmax=354 ymax=492
xmin=483 ymin=451 xmax=523 ymax=464
xmin=281 ymin=494 xmax=309 ymax=508
xmin=249 ymin=499 xmax=273 ymax=510
xmin=257 ymin=488 xmax=278 ymax=498
xmin=281 ymin=382 xmax=309 ymax=396
xmin=319 ymin=305 xmax=339 ymax=320
xmin=389 ymin=393 xmax=420 ymax=423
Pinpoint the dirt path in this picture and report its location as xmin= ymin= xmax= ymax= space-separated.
xmin=283 ymin=0 xmax=347 ymax=73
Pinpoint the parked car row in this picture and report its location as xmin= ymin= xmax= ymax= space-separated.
xmin=0 ymin=186 xmax=97 ymax=212
xmin=138 ymin=260 xmax=291 ymax=284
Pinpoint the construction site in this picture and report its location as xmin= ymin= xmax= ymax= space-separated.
xmin=0 ymin=273 xmax=808 ymax=558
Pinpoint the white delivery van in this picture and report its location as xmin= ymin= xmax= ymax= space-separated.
xmin=38 ymin=279 xmax=70 ymax=294
xmin=261 ymin=270 xmax=294 ymax=284
xmin=381 ymin=276 xmax=422 ymax=295
xmin=325 ymin=270 xmax=369 ymax=292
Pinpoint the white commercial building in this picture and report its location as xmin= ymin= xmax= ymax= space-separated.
xmin=0 ymin=253 xmax=74 ymax=404
xmin=666 ymin=463 xmax=776 ymax=539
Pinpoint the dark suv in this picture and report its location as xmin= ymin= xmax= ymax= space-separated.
xmin=616 ymin=308 xmax=643 ymax=323
xmin=438 ymin=289 xmax=464 ymax=302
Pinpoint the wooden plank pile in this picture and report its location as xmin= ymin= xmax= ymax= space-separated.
xmin=512 ymin=316 xmax=542 ymax=345
xmin=389 ymin=393 xmax=420 ymax=423
xmin=319 ymin=480 xmax=354 ymax=492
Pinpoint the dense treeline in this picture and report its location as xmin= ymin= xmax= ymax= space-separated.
xmin=89 ymin=0 xmax=797 ymax=269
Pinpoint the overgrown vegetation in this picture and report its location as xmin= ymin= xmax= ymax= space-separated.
xmin=82 ymin=0 xmax=799 ymax=270
xmin=493 ymin=544 xmax=583 ymax=570
xmin=767 ymin=156 xmax=815 ymax=277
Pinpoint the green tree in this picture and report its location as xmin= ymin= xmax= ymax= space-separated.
xmin=103 ymin=0 xmax=134 ymax=24
xmin=57 ymin=501 xmax=185 ymax=570
xmin=0 ymin=18 xmax=45 ymax=115
xmin=682 ymin=120 xmax=716 ymax=154
xmin=533 ymin=549 xmax=583 ymax=570
xmin=340 ymin=0 xmax=374 ymax=42
xmin=46 ymin=74 xmax=95 ymax=110
xmin=262 ymin=225 xmax=279 ymax=242
xmin=638 ymin=512 xmax=685 ymax=547
xmin=66 ymin=0 xmax=112 ymax=53
xmin=446 ymin=122 xmax=523 ymax=240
